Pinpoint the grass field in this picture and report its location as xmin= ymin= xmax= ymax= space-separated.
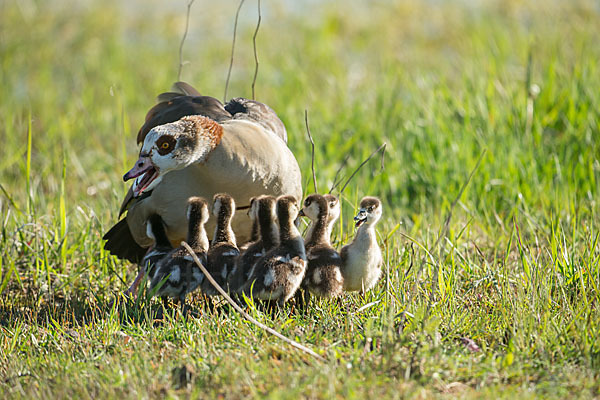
xmin=1 ymin=0 xmax=599 ymax=397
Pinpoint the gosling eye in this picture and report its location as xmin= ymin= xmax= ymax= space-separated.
xmin=304 ymin=199 xmax=310 ymax=206
xmin=367 ymin=206 xmax=373 ymax=212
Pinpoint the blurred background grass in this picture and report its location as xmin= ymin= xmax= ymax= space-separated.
xmin=1 ymin=0 xmax=598 ymax=224
xmin=0 ymin=0 xmax=599 ymax=397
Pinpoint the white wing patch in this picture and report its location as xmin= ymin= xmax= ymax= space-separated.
xmin=334 ymin=268 xmax=343 ymax=282
xmin=273 ymin=255 xmax=289 ymax=263
xmin=169 ymin=266 xmax=181 ymax=282
xmin=263 ymin=269 xmax=275 ymax=287
xmin=312 ymin=269 xmax=322 ymax=284
xmin=289 ymin=258 xmax=306 ymax=270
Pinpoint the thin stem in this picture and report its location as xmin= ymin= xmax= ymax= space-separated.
xmin=177 ymin=0 xmax=196 ymax=82
xmin=305 ymin=109 xmax=318 ymax=193
xmin=339 ymin=143 xmax=387 ymax=195
xmin=224 ymin=0 xmax=246 ymax=103
xmin=251 ymin=0 xmax=261 ymax=99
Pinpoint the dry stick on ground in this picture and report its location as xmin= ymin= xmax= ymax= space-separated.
xmin=251 ymin=0 xmax=261 ymax=99
xmin=177 ymin=0 xmax=196 ymax=82
xmin=224 ymin=0 xmax=246 ymax=103
xmin=338 ymin=143 xmax=387 ymax=195
xmin=180 ymin=241 xmax=326 ymax=362
xmin=304 ymin=110 xmax=318 ymax=193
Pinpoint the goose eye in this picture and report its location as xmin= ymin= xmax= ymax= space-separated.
xmin=156 ymin=135 xmax=176 ymax=155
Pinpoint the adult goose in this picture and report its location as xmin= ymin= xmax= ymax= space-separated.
xmin=103 ymin=82 xmax=302 ymax=263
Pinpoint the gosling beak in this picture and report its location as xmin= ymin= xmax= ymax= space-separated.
xmin=298 ymin=209 xmax=305 ymax=217
xmin=354 ymin=208 xmax=367 ymax=227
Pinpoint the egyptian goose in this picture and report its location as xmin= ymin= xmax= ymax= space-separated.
xmin=149 ymin=197 xmax=209 ymax=307
xmin=241 ymin=195 xmax=306 ymax=307
xmin=299 ymin=194 xmax=343 ymax=298
xmin=103 ymin=82 xmax=302 ymax=264
xmin=340 ymin=197 xmax=383 ymax=292
xmin=228 ymin=195 xmax=278 ymax=293
xmin=202 ymin=193 xmax=239 ymax=295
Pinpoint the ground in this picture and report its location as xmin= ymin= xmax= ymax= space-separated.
xmin=0 ymin=0 xmax=599 ymax=398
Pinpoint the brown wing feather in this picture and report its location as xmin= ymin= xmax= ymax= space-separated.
xmin=137 ymin=95 xmax=232 ymax=144
xmin=102 ymin=219 xmax=147 ymax=263
xmin=170 ymin=81 xmax=202 ymax=96
xmin=118 ymin=185 xmax=135 ymax=217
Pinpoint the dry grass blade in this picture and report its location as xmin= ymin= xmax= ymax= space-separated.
xmin=251 ymin=0 xmax=261 ymax=99
xmin=177 ymin=0 xmax=196 ymax=82
xmin=180 ymin=241 xmax=326 ymax=362
xmin=304 ymin=109 xmax=318 ymax=193
xmin=329 ymin=154 xmax=350 ymax=194
xmin=224 ymin=0 xmax=246 ymax=103
xmin=338 ymin=143 xmax=386 ymax=195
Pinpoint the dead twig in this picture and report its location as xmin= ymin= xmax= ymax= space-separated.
xmin=338 ymin=143 xmax=386 ymax=195
xmin=329 ymin=154 xmax=350 ymax=194
xmin=224 ymin=0 xmax=246 ymax=103
xmin=177 ymin=0 xmax=196 ymax=82
xmin=304 ymin=109 xmax=318 ymax=193
xmin=251 ymin=0 xmax=261 ymax=99
xmin=181 ymin=241 xmax=326 ymax=362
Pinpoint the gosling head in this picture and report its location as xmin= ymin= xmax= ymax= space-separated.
xmin=299 ymin=194 xmax=328 ymax=222
xmin=187 ymin=196 xmax=210 ymax=225
xmin=323 ymin=194 xmax=340 ymax=224
xmin=354 ymin=196 xmax=382 ymax=228
xmin=123 ymin=116 xmax=224 ymax=197
xmin=212 ymin=193 xmax=236 ymax=219
xmin=247 ymin=196 xmax=260 ymax=220
xmin=276 ymin=195 xmax=300 ymax=224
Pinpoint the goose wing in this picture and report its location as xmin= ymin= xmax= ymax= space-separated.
xmin=225 ymin=97 xmax=287 ymax=143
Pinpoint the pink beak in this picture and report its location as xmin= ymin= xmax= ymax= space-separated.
xmin=123 ymin=156 xmax=153 ymax=181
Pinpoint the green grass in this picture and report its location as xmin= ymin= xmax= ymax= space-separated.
xmin=1 ymin=0 xmax=599 ymax=397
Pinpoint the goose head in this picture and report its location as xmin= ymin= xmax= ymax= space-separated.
xmin=123 ymin=116 xmax=223 ymax=197
xmin=354 ymin=196 xmax=382 ymax=228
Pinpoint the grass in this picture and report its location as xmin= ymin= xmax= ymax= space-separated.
xmin=0 ymin=0 xmax=599 ymax=397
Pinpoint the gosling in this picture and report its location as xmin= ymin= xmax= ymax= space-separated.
xmin=241 ymin=195 xmax=306 ymax=307
xmin=340 ymin=196 xmax=383 ymax=292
